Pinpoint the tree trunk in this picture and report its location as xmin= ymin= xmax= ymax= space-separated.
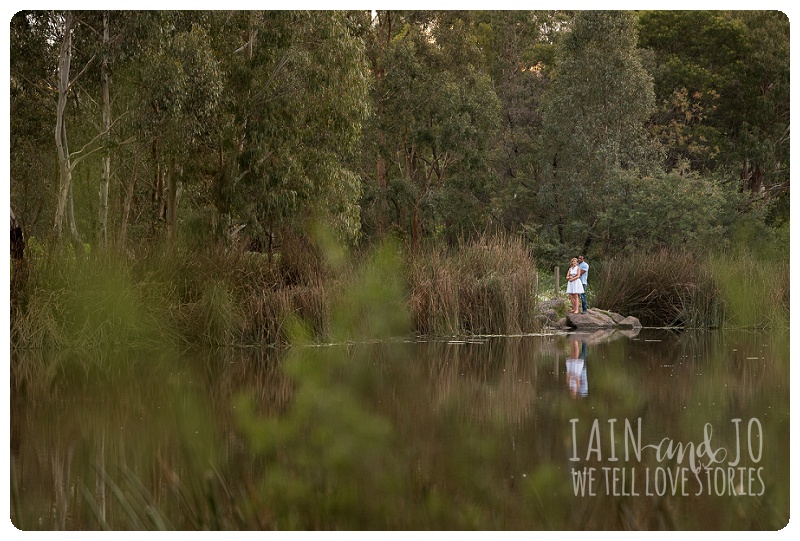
xmin=10 ymin=207 xmax=28 ymax=312
xmin=165 ymin=157 xmax=178 ymax=247
xmin=118 ymin=153 xmax=139 ymax=248
xmin=152 ymin=139 xmax=164 ymax=236
xmin=66 ymin=182 xmax=82 ymax=253
xmin=54 ymin=12 xmax=74 ymax=239
xmin=11 ymin=207 xmax=24 ymax=261
xmin=741 ymin=158 xmax=750 ymax=193
xmin=581 ymin=234 xmax=593 ymax=258
xmin=376 ymin=152 xmax=388 ymax=236
xmin=99 ymin=11 xmax=111 ymax=249
xmin=164 ymin=157 xmax=182 ymax=248
xmin=411 ymin=203 xmax=421 ymax=252
xmin=53 ymin=13 xmax=84 ymax=254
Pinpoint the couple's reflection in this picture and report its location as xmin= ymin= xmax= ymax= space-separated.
xmin=566 ymin=339 xmax=587 ymax=399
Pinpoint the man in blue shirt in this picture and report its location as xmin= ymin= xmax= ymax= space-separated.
xmin=578 ymin=254 xmax=589 ymax=313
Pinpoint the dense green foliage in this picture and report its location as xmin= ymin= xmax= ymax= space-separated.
xmin=10 ymin=10 xmax=789 ymax=261
xmin=639 ymin=11 xmax=790 ymax=216
xmin=9 ymin=10 xmax=789 ymax=335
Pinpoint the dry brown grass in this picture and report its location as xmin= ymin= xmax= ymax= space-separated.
xmin=409 ymin=234 xmax=539 ymax=336
xmin=594 ymin=249 xmax=722 ymax=327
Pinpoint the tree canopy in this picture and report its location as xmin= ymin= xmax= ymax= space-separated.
xmin=9 ymin=10 xmax=789 ymax=266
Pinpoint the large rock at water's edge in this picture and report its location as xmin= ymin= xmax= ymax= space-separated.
xmin=565 ymin=309 xmax=614 ymax=329
xmin=589 ymin=309 xmax=642 ymax=329
xmin=565 ymin=308 xmax=642 ymax=331
xmin=618 ymin=316 xmax=643 ymax=329
xmin=535 ymin=297 xmax=642 ymax=331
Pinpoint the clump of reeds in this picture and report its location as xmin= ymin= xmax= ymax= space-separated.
xmin=709 ymin=250 xmax=789 ymax=329
xmin=11 ymin=230 xmax=541 ymax=350
xmin=407 ymin=245 xmax=461 ymax=335
xmin=11 ymin=252 xmax=177 ymax=350
xmin=181 ymin=281 xmax=240 ymax=346
xmin=408 ymin=234 xmax=538 ymax=336
xmin=593 ymin=247 xmax=788 ymax=329
xmin=592 ymin=249 xmax=723 ymax=328
xmin=10 ymin=277 xmax=68 ymax=351
xmin=239 ymin=277 xmax=332 ymax=347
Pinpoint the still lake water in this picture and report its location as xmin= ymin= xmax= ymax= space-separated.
xmin=10 ymin=327 xmax=790 ymax=530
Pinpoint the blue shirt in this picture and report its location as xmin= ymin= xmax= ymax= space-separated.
xmin=579 ymin=262 xmax=589 ymax=285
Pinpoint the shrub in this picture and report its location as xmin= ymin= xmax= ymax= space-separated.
xmin=11 ymin=253 xmax=176 ymax=350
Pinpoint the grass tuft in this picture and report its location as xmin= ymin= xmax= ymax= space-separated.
xmin=409 ymin=234 xmax=538 ymax=336
xmin=593 ymin=248 xmax=787 ymax=328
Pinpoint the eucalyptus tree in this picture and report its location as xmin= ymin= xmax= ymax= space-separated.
xmin=363 ymin=11 xmax=501 ymax=248
xmin=472 ymin=10 xmax=567 ymax=237
xmin=12 ymin=11 xmax=156 ymax=252
xmin=637 ymin=11 xmax=740 ymax=173
xmin=98 ymin=12 xmax=112 ymax=248
xmin=537 ymin=10 xmax=657 ymax=259
xmin=49 ymin=10 xmax=126 ymax=253
xmin=10 ymin=11 xmax=60 ymax=241
xmin=53 ymin=12 xmax=83 ymax=250
xmin=116 ymin=12 xmax=225 ymax=248
xmin=60 ymin=10 xmax=139 ymax=251
xmin=736 ymin=11 xmax=790 ymax=224
xmin=208 ymin=11 xmax=370 ymax=255
xmin=638 ymin=10 xmax=789 ymax=223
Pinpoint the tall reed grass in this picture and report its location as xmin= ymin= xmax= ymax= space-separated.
xmin=709 ymin=251 xmax=789 ymax=329
xmin=10 ymin=253 xmax=177 ymax=350
xmin=10 ymin=235 xmax=336 ymax=350
xmin=593 ymin=250 xmax=723 ymax=328
xmin=408 ymin=234 xmax=539 ymax=336
xmin=592 ymin=248 xmax=788 ymax=329
xmin=12 ymin=232 xmax=540 ymax=351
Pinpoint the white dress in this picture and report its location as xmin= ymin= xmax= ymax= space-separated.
xmin=566 ymin=266 xmax=584 ymax=294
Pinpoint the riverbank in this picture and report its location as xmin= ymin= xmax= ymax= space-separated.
xmin=10 ymin=235 xmax=788 ymax=352
xmin=10 ymin=234 xmax=539 ymax=350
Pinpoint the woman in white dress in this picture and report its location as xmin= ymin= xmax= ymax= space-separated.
xmin=566 ymin=257 xmax=584 ymax=314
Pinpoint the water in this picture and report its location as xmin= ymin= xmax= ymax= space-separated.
xmin=10 ymin=328 xmax=790 ymax=530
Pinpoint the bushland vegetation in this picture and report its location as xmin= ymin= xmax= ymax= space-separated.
xmin=10 ymin=10 xmax=789 ymax=343
xmin=10 ymin=231 xmax=539 ymax=350
xmin=9 ymin=11 xmax=790 ymax=531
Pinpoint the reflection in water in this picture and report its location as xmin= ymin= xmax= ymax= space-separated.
xmin=566 ymin=339 xmax=588 ymax=399
xmin=9 ymin=328 xmax=790 ymax=530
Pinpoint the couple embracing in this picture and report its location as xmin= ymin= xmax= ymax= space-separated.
xmin=566 ymin=255 xmax=589 ymax=314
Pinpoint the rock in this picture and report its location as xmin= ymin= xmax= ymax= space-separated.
xmin=618 ymin=316 xmax=642 ymax=329
xmin=537 ymin=297 xmax=643 ymax=332
xmin=589 ymin=308 xmax=629 ymax=324
xmin=560 ymin=308 xmax=643 ymax=331
xmin=565 ymin=309 xmax=616 ymax=329
xmin=537 ymin=297 xmax=570 ymax=313
xmin=536 ymin=297 xmax=571 ymax=327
